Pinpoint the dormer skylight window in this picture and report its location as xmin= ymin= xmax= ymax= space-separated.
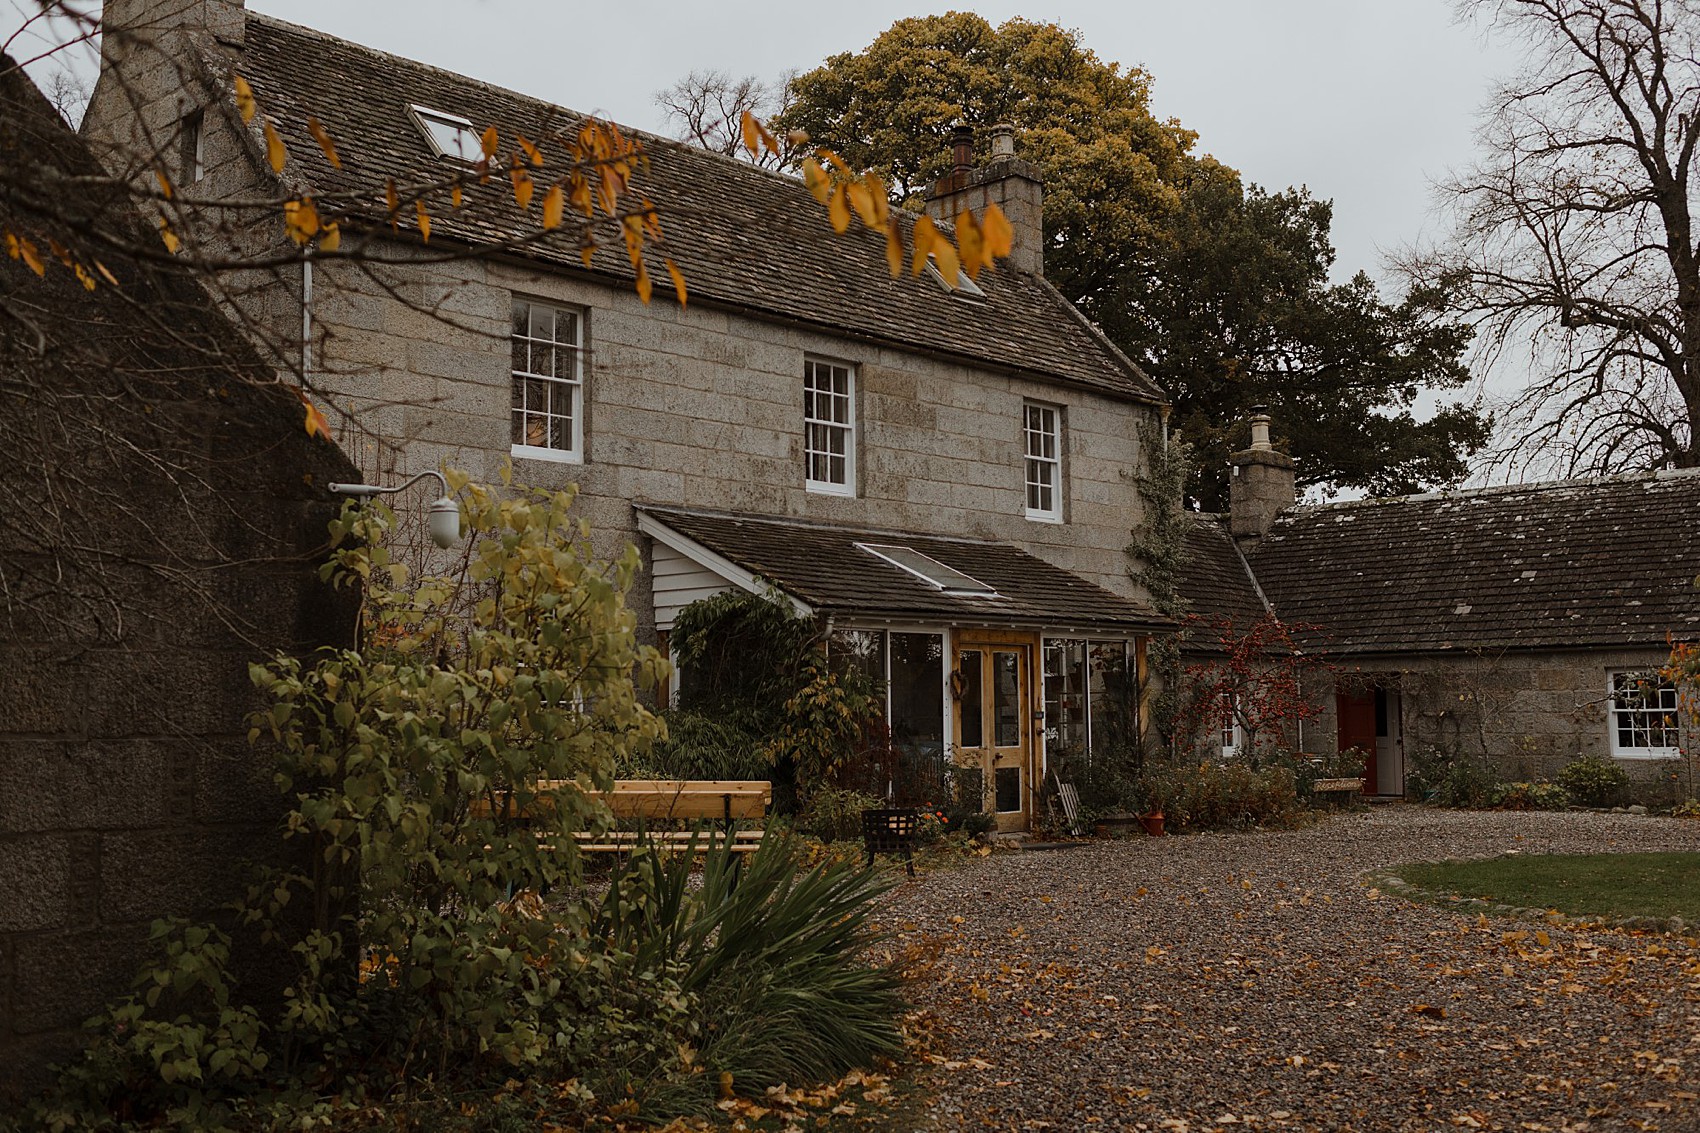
xmin=410 ymin=104 xmax=482 ymax=162
xmin=856 ymin=543 xmax=999 ymax=597
xmin=926 ymin=255 xmax=987 ymax=301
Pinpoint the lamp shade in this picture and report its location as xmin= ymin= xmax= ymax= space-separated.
xmin=427 ymin=496 xmax=461 ymax=549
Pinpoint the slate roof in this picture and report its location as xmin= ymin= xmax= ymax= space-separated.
xmin=642 ymin=507 xmax=1172 ymax=634
xmin=221 ymin=14 xmax=1162 ymax=405
xmin=1246 ymin=470 xmax=1700 ymax=655
xmin=1177 ymin=514 xmax=1268 ymax=626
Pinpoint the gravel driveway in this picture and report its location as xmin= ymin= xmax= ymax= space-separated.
xmin=881 ymin=808 xmax=1700 ymax=1132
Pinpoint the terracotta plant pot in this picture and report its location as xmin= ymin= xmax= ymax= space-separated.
xmin=1138 ymin=811 xmax=1165 ymax=837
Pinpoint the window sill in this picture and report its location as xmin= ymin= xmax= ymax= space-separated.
xmin=1609 ymin=748 xmax=1681 ymax=760
xmin=1024 ymin=510 xmax=1064 ymax=525
xmin=511 ymin=444 xmax=583 ymax=465
xmin=807 ymin=481 xmax=856 ymax=498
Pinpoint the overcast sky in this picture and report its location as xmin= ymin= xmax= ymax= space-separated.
xmin=11 ymin=0 xmax=1526 ymax=290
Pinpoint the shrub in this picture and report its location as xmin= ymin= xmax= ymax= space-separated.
xmin=1555 ymin=755 xmax=1630 ymax=807
xmin=1406 ymin=744 xmax=1506 ymax=808
xmin=1494 ymin=780 xmax=1571 ymax=811
xmin=798 ymin=785 xmax=882 ymax=842
xmin=634 ymin=711 xmax=770 ymax=780
xmin=1148 ymin=761 xmax=1302 ymax=832
xmin=591 ymin=834 xmax=905 ymax=1101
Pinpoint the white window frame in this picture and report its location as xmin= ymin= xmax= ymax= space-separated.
xmin=1608 ymin=670 xmax=1681 ymax=759
xmin=804 ymin=357 xmax=856 ymax=496
xmin=1220 ymin=693 xmax=1243 ymax=758
xmin=1024 ymin=401 xmax=1063 ymax=523
xmin=509 ymin=298 xmax=585 ymax=464
xmin=409 ymin=103 xmax=483 ymax=163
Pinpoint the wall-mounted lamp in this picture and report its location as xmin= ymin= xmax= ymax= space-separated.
xmin=329 ymin=470 xmax=461 ymax=549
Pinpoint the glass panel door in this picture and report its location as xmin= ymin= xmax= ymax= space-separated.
xmin=953 ymin=639 xmax=1033 ymax=833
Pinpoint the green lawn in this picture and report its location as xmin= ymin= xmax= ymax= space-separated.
xmin=1394 ymin=852 xmax=1700 ymax=921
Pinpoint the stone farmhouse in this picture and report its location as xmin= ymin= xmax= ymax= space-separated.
xmin=83 ymin=0 xmax=1175 ymax=834
xmin=1181 ymin=416 xmax=1700 ymax=797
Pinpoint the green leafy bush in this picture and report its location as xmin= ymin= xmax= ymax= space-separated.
xmin=1406 ymin=744 xmax=1506 ymax=808
xmin=797 ymin=784 xmax=882 ymax=842
xmin=1148 ymin=761 xmax=1302 ymax=832
xmin=631 ymin=710 xmax=770 ymax=780
xmin=1555 ymin=755 xmax=1630 ymax=807
xmin=1492 ymin=780 xmax=1572 ymax=811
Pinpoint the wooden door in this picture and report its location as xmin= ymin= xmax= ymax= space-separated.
xmin=1336 ymin=689 xmax=1378 ymax=794
xmin=954 ymin=636 xmax=1035 ymax=833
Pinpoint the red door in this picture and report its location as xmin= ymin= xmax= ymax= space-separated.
xmin=1336 ymin=690 xmax=1377 ymax=794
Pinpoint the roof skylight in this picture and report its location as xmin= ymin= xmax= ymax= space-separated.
xmin=856 ymin=543 xmax=999 ymax=596
xmin=926 ymin=256 xmax=987 ymax=301
xmin=409 ymin=104 xmax=482 ymax=162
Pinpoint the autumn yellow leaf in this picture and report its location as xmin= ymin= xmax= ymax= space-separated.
xmin=827 ymin=183 xmax=850 ymax=234
xmin=154 ymin=167 xmax=173 ymax=200
xmin=157 ymin=218 xmax=180 ymax=255
xmin=294 ymin=386 xmax=331 ymax=439
xmin=541 ymin=184 xmax=564 ymax=229
xmin=846 ymin=180 xmax=879 ymax=228
xmin=305 ymin=116 xmax=341 ymax=169
xmin=73 ymin=262 xmax=95 ymax=291
xmin=16 ymin=235 xmax=44 ymax=276
xmin=480 ymin=124 xmax=499 ymax=159
xmin=451 ymin=183 xmax=463 ymax=209
xmin=318 ymin=221 xmax=341 ymax=253
xmin=95 ymin=260 xmax=119 ymax=287
xmin=911 ymin=215 xmax=940 ymax=276
xmin=416 ymin=200 xmax=431 ymax=242
xmin=233 ymin=74 xmax=256 ymax=124
xmin=956 ymin=209 xmax=984 ymax=279
xmin=517 ymin=132 xmax=543 ymax=167
xmin=666 ymin=258 xmax=687 ymax=307
xmin=47 ymin=238 xmax=72 ymax=268
xmin=385 ymin=179 xmax=400 ymax=230
xmin=635 ymin=264 xmax=652 ymax=304
xmin=981 ymin=201 xmax=1014 ymax=261
xmin=283 ymin=197 xmax=321 ymax=245
xmin=512 ymin=168 xmax=534 ymax=210
xmin=738 ymin=110 xmax=761 ymax=158
xmin=884 ymin=217 xmax=903 ymax=278
xmin=579 ymin=239 xmax=596 ymax=268
xmin=934 ymin=238 xmax=961 ymax=287
xmin=863 ymin=172 xmax=889 ymax=225
xmin=801 ymin=158 xmax=830 ymax=205
xmin=262 ymin=118 xmax=287 ymax=174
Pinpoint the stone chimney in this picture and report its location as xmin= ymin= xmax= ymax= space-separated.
xmin=84 ymin=0 xmax=245 ymax=179
xmin=923 ymin=123 xmax=1045 ymax=276
xmin=1228 ymin=407 xmax=1296 ymax=547
xmin=99 ymin=0 xmax=246 ymax=65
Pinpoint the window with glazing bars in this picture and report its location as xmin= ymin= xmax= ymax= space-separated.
xmin=1024 ymin=402 xmax=1061 ymax=520
xmin=804 ymin=358 xmax=855 ymax=494
xmin=510 ymin=299 xmax=584 ymax=461
xmin=1609 ymin=671 xmax=1680 ymax=756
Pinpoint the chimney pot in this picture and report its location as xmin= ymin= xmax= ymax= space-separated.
xmin=950 ymin=124 xmax=974 ymax=190
xmin=990 ymin=123 xmax=1016 ymax=159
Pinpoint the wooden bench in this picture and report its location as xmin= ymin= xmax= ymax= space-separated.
xmin=1311 ymin=776 xmax=1365 ymax=804
xmin=480 ymin=779 xmax=773 ymax=855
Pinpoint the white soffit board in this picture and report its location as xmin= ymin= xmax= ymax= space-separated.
xmin=636 ymin=512 xmax=814 ymax=625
